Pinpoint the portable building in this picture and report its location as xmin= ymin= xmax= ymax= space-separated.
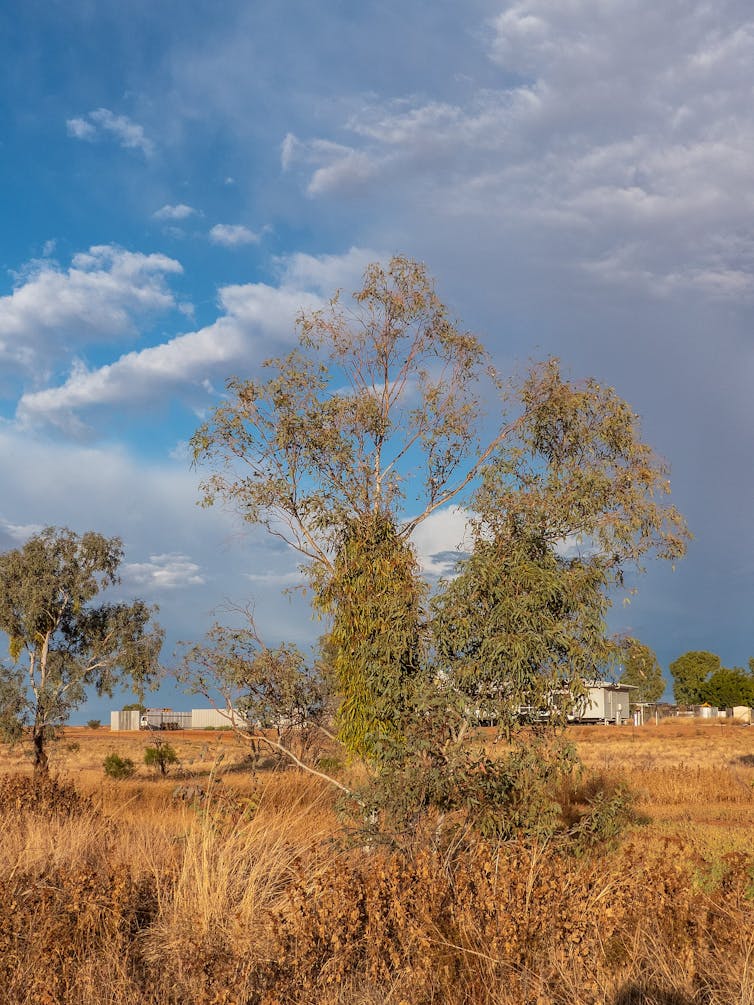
xmin=572 ymin=682 xmax=635 ymax=724
xmin=730 ymin=706 xmax=752 ymax=724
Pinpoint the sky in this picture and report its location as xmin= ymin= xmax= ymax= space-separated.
xmin=1 ymin=0 xmax=753 ymax=719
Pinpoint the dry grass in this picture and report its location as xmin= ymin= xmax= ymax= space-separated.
xmin=0 ymin=721 xmax=752 ymax=1004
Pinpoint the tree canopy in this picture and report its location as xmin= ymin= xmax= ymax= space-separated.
xmin=701 ymin=667 xmax=754 ymax=708
xmin=0 ymin=527 xmax=163 ymax=772
xmin=617 ymin=639 xmax=665 ymax=703
xmin=669 ymin=650 xmax=721 ymax=705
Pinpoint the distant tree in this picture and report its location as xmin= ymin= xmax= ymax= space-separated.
xmin=669 ymin=650 xmax=720 ymax=705
xmin=144 ymin=739 xmax=178 ymax=777
xmin=122 ymin=702 xmax=146 ymax=713
xmin=617 ymin=639 xmax=665 ymax=703
xmin=86 ymin=719 xmax=101 ymax=730
xmin=700 ymin=667 xmax=754 ymax=709
xmin=0 ymin=527 xmax=163 ymax=775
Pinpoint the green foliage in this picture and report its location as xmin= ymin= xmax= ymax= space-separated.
xmin=700 ymin=667 xmax=754 ymax=708
xmin=0 ymin=527 xmax=163 ymax=774
xmin=122 ymin=702 xmax=146 ymax=712
xmin=103 ymin=753 xmax=135 ymax=780
xmin=144 ymin=740 xmax=178 ymax=776
xmin=86 ymin=719 xmax=101 ymax=730
xmin=670 ymin=650 xmax=721 ymax=705
xmin=313 ymin=514 xmax=424 ymax=761
xmin=618 ymin=639 xmax=665 ymax=703
xmin=567 ymin=784 xmax=639 ymax=855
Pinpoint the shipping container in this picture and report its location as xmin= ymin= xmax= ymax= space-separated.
xmin=191 ymin=708 xmax=246 ymax=729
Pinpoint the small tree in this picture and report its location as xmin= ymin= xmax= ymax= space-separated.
xmin=103 ymin=752 xmax=135 ymax=780
xmin=0 ymin=527 xmax=163 ymax=774
xmin=144 ymin=738 xmax=178 ymax=776
xmin=86 ymin=719 xmax=101 ymax=730
xmin=180 ymin=612 xmax=347 ymax=790
xmin=618 ymin=639 xmax=665 ymax=704
xmin=669 ymin=650 xmax=720 ymax=705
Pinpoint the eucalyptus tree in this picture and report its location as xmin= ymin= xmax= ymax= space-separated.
xmin=618 ymin=639 xmax=665 ymax=704
xmin=193 ymin=257 xmax=510 ymax=757
xmin=0 ymin=527 xmax=163 ymax=773
xmin=192 ymin=257 xmax=689 ymax=766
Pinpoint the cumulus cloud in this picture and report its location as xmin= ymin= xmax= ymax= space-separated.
xmin=15 ymin=247 xmax=379 ymax=433
xmin=0 ymin=245 xmax=182 ymax=375
xmin=123 ymin=553 xmax=205 ymax=589
xmin=67 ymin=108 xmax=154 ymax=156
xmin=209 ymin=224 xmax=260 ymax=247
xmin=153 ymin=204 xmax=199 ymax=221
xmin=13 ymin=246 xmax=385 ymax=434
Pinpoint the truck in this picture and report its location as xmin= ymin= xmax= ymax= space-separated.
xmin=139 ymin=709 xmax=190 ymax=731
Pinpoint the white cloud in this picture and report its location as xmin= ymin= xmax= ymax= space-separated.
xmin=285 ymin=137 xmax=379 ymax=196
xmin=0 ymin=428 xmax=312 ymax=652
xmin=209 ymin=224 xmax=260 ymax=247
xmin=66 ymin=117 xmax=96 ymax=140
xmin=67 ymin=108 xmax=154 ymax=156
xmin=14 ymin=246 xmax=385 ymax=434
xmin=410 ymin=505 xmax=473 ymax=578
xmin=276 ymin=246 xmax=379 ymax=293
xmin=153 ymin=203 xmax=199 ymax=221
xmin=0 ymin=245 xmax=183 ymax=375
xmin=123 ymin=553 xmax=205 ymax=589
xmin=0 ymin=515 xmax=44 ymax=544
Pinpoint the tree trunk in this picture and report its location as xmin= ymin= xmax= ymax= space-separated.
xmin=32 ymin=726 xmax=49 ymax=777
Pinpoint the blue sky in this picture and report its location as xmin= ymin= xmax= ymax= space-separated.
xmin=2 ymin=0 xmax=753 ymax=719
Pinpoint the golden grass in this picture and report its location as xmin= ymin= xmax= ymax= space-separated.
xmin=0 ymin=720 xmax=752 ymax=1003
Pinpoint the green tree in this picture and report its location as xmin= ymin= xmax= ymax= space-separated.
xmin=144 ymin=739 xmax=178 ymax=776
xmin=700 ymin=667 xmax=754 ymax=708
xmin=432 ymin=361 xmax=688 ymax=728
xmin=617 ymin=639 xmax=665 ymax=704
xmin=0 ymin=527 xmax=163 ymax=774
xmin=669 ymin=650 xmax=720 ymax=705
xmin=192 ymin=256 xmax=688 ymax=783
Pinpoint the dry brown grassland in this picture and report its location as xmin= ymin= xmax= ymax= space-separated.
xmin=0 ymin=720 xmax=753 ymax=1005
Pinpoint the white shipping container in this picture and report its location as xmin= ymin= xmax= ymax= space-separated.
xmin=191 ymin=708 xmax=242 ymax=729
xmin=110 ymin=710 xmax=141 ymax=731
